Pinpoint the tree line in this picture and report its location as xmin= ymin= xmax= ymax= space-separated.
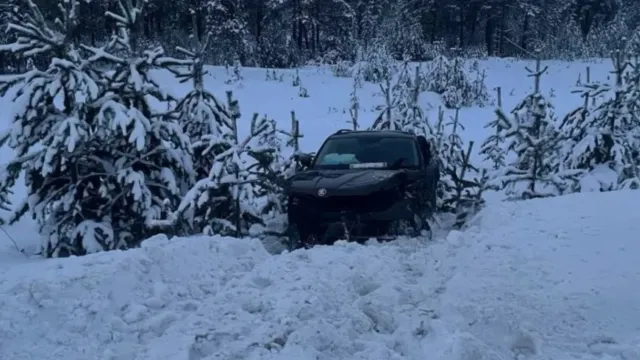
xmin=1 ymin=0 xmax=640 ymax=72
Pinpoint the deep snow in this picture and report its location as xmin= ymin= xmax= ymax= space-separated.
xmin=1 ymin=57 xmax=639 ymax=359
xmin=1 ymin=190 xmax=639 ymax=359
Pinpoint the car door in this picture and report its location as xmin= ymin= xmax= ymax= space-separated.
xmin=416 ymin=136 xmax=437 ymax=212
xmin=393 ymin=138 xmax=424 ymax=205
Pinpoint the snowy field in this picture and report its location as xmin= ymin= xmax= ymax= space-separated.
xmin=1 ymin=189 xmax=639 ymax=359
xmin=2 ymin=57 xmax=639 ymax=359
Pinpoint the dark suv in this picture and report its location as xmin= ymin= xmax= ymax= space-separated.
xmin=285 ymin=129 xmax=440 ymax=248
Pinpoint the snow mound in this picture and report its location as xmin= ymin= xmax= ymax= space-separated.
xmin=1 ymin=190 xmax=640 ymax=360
xmin=0 ymin=234 xmax=462 ymax=360
xmin=439 ymin=190 xmax=640 ymax=359
xmin=0 ymin=235 xmax=271 ymax=359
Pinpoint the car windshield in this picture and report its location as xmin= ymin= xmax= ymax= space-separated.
xmin=313 ymin=135 xmax=420 ymax=169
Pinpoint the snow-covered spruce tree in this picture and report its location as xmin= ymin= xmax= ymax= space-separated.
xmin=245 ymin=113 xmax=301 ymax=237
xmin=488 ymin=58 xmax=572 ymax=199
xmin=170 ymin=92 xmax=273 ymax=238
xmin=359 ymin=42 xmax=397 ymax=84
xmin=557 ymin=68 xmax=609 ymax=192
xmin=224 ymin=58 xmax=243 ymax=84
xmin=480 ymin=86 xmax=507 ymax=172
xmin=431 ymin=109 xmax=484 ymax=226
xmin=370 ymin=63 xmax=432 ymax=137
xmin=81 ymin=0 xmax=193 ymax=248
xmin=422 ymin=55 xmax=489 ymax=109
xmin=0 ymin=0 xmax=193 ymax=257
xmin=559 ymin=50 xmax=640 ymax=191
xmin=400 ymin=65 xmax=429 ymax=133
xmin=348 ymin=75 xmax=360 ymax=130
xmin=0 ymin=0 xmax=103 ymax=256
xmin=370 ymin=62 xmax=419 ymax=131
xmin=153 ymin=16 xmax=236 ymax=235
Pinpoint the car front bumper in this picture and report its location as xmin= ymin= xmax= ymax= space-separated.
xmin=288 ymin=193 xmax=414 ymax=227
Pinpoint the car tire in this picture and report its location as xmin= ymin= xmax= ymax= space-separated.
xmin=286 ymin=224 xmax=302 ymax=250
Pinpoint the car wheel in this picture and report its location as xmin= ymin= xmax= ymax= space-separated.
xmin=286 ymin=224 xmax=302 ymax=250
xmin=303 ymin=234 xmax=319 ymax=249
xmin=288 ymin=224 xmax=317 ymax=250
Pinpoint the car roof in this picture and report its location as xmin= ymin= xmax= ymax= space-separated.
xmin=328 ymin=130 xmax=417 ymax=139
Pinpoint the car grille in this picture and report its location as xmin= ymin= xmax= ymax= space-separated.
xmin=297 ymin=189 xmax=398 ymax=213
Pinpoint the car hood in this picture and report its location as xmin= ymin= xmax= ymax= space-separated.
xmin=288 ymin=169 xmax=402 ymax=196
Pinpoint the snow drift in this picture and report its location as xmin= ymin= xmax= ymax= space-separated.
xmin=1 ymin=191 xmax=640 ymax=360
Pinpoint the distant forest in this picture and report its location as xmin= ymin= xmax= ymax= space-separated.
xmin=2 ymin=0 xmax=640 ymax=70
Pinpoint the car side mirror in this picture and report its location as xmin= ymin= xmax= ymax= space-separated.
xmin=296 ymin=153 xmax=314 ymax=167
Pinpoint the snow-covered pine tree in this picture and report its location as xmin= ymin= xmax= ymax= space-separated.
xmin=423 ymin=107 xmax=450 ymax=211
xmin=0 ymin=0 xmax=192 ymax=256
xmin=480 ymin=86 xmax=507 ymax=172
xmin=224 ymin=58 xmax=243 ymax=84
xmin=557 ymin=67 xmax=609 ymax=192
xmin=155 ymin=14 xmax=239 ymax=234
xmin=440 ymin=57 xmax=467 ymax=108
xmin=0 ymin=0 xmax=103 ymax=256
xmin=422 ymin=55 xmax=450 ymax=94
xmin=370 ymin=62 xmax=412 ymax=131
xmin=348 ymin=75 xmax=360 ymax=130
xmin=422 ymin=55 xmax=490 ymax=109
xmin=559 ymin=50 xmax=640 ymax=191
xmin=360 ymin=41 xmax=396 ymax=84
xmin=172 ymin=92 xmax=270 ymax=238
xmin=369 ymin=62 xmax=430 ymax=153
xmin=395 ymin=64 xmax=428 ymax=134
xmin=433 ymin=109 xmax=483 ymax=225
xmin=489 ymin=57 xmax=569 ymax=199
xmin=79 ymin=0 xmax=194 ymax=248
xmin=245 ymin=113 xmax=301 ymax=237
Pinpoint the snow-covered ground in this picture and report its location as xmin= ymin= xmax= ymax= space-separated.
xmin=2 ymin=57 xmax=639 ymax=359
xmin=1 ymin=189 xmax=639 ymax=359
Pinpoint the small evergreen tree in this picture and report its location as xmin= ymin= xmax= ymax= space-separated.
xmin=348 ymin=75 xmax=360 ymax=130
xmin=559 ymin=50 xmax=640 ymax=191
xmin=81 ymin=0 xmax=194 ymax=247
xmin=370 ymin=62 xmax=414 ymax=131
xmin=397 ymin=65 xmax=428 ymax=133
xmin=422 ymin=55 xmax=490 ymax=109
xmin=0 ymin=0 xmax=101 ymax=255
xmin=480 ymin=87 xmax=507 ymax=171
xmin=489 ymin=57 xmax=568 ymax=199
xmin=360 ymin=42 xmax=396 ymax=84
xmin=0 ymin=0 xmax=193 ymax=257
xmin=247 ymin=113 xmax=301 ymax=237
xmin=171 ymin=92 xmax=273 ymax=238
xmin=155 ymin=16 xmax=236 ymax=234
xmin=431 ymin=109 xmax=483 ymax=223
